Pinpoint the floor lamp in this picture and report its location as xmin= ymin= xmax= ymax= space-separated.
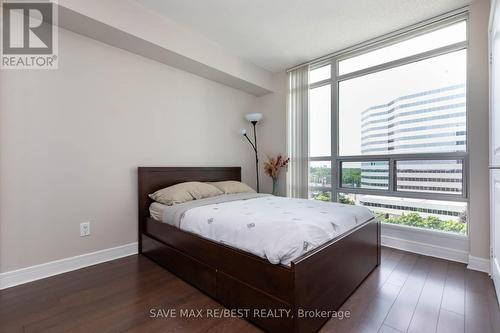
xmin=240 ymin=113 xmax=263 ymax=193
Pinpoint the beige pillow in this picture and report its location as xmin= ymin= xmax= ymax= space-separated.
xmin=149 ymin=182 xmax=223 ymax=205
xmin=210 ymin=181 xmax=256 ymax=194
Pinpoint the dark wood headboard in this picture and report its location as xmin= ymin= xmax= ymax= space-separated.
xmin=137 ymin=167 xmax=241 ymax=251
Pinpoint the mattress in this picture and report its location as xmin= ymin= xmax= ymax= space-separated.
xmin=149 ymin=193 xmax=374 ymax=266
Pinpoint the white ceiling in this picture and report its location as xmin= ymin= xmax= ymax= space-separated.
xmin=136 ymin=0 xmax=471 ymax=73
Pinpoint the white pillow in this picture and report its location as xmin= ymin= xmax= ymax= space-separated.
xmin=209 ymin=181 xmax=256 ymax=194
xmin=149 ymin=182 xmax=223 ymax=205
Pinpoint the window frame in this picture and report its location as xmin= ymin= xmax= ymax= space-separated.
xmin=308 ymin=10 xmax=469 ymax=205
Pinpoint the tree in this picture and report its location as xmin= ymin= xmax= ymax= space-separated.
xmin=341 ymin=168 xmax=361 ymax=188
xmin=309 ymin=166 xmax=331 ymax=185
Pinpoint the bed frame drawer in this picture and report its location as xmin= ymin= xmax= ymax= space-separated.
xmin=141 ymin=234 xmax=217 ymax=298
xmin=216 ymin=271 xmax=294 ymax=333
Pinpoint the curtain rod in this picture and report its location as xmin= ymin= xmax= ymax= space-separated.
xmin=286 ymin=6 xmax=469 ymax=73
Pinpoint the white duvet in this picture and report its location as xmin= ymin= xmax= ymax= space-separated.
xmin=172 ymin=195 xmax=374 ymax=266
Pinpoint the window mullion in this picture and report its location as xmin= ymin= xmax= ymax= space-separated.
xmin=389 ymin=158 xmax=396 ymax=194
xmin=337 ymin=41 xmax=467 ymax=82
xmin=332 ymin=59 xmax=339 ymax=202
xmin=309 ymin=79 xmax=332 ymax=89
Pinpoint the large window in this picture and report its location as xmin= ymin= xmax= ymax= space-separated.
xmin=308 ymin=13 xmax=468 ymax=234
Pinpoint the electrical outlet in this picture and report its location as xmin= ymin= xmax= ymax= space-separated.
xmin=80 ymin=222 xmax=90 ymax=237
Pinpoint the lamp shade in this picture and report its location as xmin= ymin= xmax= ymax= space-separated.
xmin=245 ymin=113 xmax=263 ymax=122
xmin=239 ymin=128 xmax=247 ymax=135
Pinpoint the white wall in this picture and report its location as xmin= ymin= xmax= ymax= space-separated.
xmin=255 ymin=72 xmax=288 ymax=194
xmin=0 ymin=27 xmax=258 ymax=272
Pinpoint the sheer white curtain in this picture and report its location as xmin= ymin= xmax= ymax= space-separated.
xmin=286 ymin=65 xmax=309 ymax=198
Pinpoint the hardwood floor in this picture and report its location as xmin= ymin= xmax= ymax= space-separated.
xmin=1 ymin=247 xmax=498 ymax=333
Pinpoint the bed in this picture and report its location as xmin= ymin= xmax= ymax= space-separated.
xmin=138 ymin=167 xmax=380 ymax=333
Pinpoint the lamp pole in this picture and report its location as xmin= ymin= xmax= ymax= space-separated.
xmin=241 ymin=113 xmax=262 ymax=193
xmin=251 ymin=121 xmax=259 ymax=193
xmin=242 ymin=123 xmax=260 ymax=193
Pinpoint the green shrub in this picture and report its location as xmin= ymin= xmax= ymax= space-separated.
xmin=314 ymin=192 xmax=331 ymax=202
xmin=383 ymin=213 xmax=467 ymax=234
xmin=338 ymin=194 xmax=355 ymax=205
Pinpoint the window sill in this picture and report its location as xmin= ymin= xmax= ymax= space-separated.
xmin=381 ymin=221 xmax=468 ymax=239
xmin=381 ymin=222 xmax=469 ymax=263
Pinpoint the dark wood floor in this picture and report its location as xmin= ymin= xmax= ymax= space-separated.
xmin=1 ymin=247 xmax=499 ymax=333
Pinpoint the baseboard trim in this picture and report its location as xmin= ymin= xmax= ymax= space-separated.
xmin=0 ymin=242 xmax=138 ymax=290
xmin=382 ymin=233 xmax=491 ymax=273
xmin=467 ymin=255 xmax=491 ymax=274
xmin=381 ymin=235 xmax=469 ymax=263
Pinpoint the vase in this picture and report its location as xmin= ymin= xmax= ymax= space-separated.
xmin=272 ymin=178 xmax=279 ymax=196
